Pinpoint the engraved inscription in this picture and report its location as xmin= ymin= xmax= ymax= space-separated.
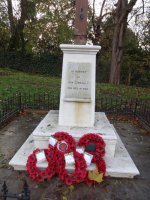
xmin=64 ymin=62 xmax=91 ymax=101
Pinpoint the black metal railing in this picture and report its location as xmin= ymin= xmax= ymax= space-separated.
xmin=0 ymin=92 xmax=149 ymax=128
xmin=0 ymin=180 xmax=30 ymax=200
xmin=0 ymin=52 xmax=63 ymax=77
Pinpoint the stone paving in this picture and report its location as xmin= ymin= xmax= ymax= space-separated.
xmin=0 ymin=112 xmax=150 ymax=200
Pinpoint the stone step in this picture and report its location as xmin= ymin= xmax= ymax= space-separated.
xmin=32 ymin=111 xmax=118 ymax=158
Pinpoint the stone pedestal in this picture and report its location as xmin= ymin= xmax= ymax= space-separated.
xmin=59 ymin=44 xmax=100 ymax=127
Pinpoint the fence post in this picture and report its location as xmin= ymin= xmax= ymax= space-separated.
xmin=21 ymin=180 xmax=30 ymax=200
xmin=1 ymin=181 xmax=8 ymax=200
xmin=18 ymin=93 xmax=22 ymax=111
xmin=134 ymin=99 xmax=138 ymax=116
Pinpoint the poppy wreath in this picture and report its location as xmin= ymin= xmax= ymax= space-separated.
xmin=85 ymin=157 xmax=106 ymax=185
xmin=53 ymin=131 xmax=76 ymax=152
xmin=50 ymin=132 xmax=76 ymax=169
xmin=77 ymin=133 xmax=106 ymax=160
xmin=57 ymin=151 xmax=87 ymax=185
xmin=26 ymin=148 xmax=56 ymax=182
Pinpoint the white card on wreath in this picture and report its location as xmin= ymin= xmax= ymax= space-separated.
xmin=76 ymin=146 xmax=85 ymax=154
xmin=64 ymin=152 xmax=75 ymax=165
xmin=84 ymin=152 xmax=93 ymax=166
xmin=35 ymin=150 xmax=46 ymax=163
xmin=49 ymin=136 xmax=57 ymax=147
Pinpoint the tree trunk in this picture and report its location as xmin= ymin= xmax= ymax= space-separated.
xmin=127 ymin=69 xmax=131 ymax=85
xmin=109 ymin=0 xmax=137 ymax=84
xmin=7 ymin=0 xmax=17 ymax=51
xmin=110 ymin=20 xmax=127 ymax=84
xmin=17 ymin=0 xmax=28 ymax=52
xmin=7 ymin=0 xmax=28 ymax=52
xmin=7 ymin=0 xmax=15 ymax=34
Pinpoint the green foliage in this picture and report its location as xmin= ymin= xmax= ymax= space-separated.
xmin=0 ymin=0 xmax=73 ymax=54
xmin=122 ymin=28 xmax=150 ymax=86
xmin=95 ymin=15 xmax=114 ymax=83
xmin=23 ymin=0 xmax=74 ymax=54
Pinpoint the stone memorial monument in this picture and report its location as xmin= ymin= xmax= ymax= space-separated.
xmin=9 ymin=0 xmax=139 ymax=178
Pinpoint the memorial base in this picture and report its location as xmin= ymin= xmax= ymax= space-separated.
xmin=9 ymin=110 xmax=139 ymax=178
xmin=32 ymin=110 xmax=117 ymax=158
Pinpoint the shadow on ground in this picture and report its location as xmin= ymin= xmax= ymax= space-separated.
xmin=0 ymin=112 xmax=150 ymax=200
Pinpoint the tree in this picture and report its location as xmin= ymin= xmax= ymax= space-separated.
xmin=109 ymin=0 xmax=138 ymax=84
xmin=95 ymin=15 xmax=114 ymax=83
xmin=121 ymin=28 xmax=141 ymax=85
xmin=89 ymin=0 xmax=148 ymax=85
xmin=7 ymin=0 xmax=36 ymax=52
xmin=23 ymin=0 xmax=74 ymax=54
xmin=0 ymin=1 xmax=9 ymax=52
xmin=89 ymin=0 xmax=113 ymax=45
xmin=4 ymin=0 xmax=73 ymax=53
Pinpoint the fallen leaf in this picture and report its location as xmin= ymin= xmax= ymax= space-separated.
xmin=88 ymin=169 xmax=104 ymax=183
xmin=69 ymin=185 xmax=74 ymax=193
xmin=62 ymin=196 xmax=67 ymax=200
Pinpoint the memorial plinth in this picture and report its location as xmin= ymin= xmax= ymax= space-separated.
xmin=59 ymin=44 xmax=100 ymax=127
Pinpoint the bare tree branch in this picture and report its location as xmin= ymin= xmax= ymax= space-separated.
xmin=127 ymin=0 xmax=138 ymax=13
xmin=99 ymin=0 xmax=107 ymax=19
xmin=135 ymin=0 xmax=145 ymax=22
xmin=92 ymin=0 xmax=96 ymax=32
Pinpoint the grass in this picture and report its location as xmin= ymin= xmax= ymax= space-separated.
xmin=0 ymin=68 xmax=61 ymax=100
xmin=0 ymin=68 xmax=150 ymax=102
xmin=96 ymin=83 xmax=150 ymax=101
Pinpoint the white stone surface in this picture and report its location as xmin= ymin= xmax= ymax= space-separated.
xmin=59 ymin=44 xmax=100 ymax=127
xmin=9 ymin=125 xmax=140 ymax=178
xmin=32 ymin=110 xmax=117 ymax=158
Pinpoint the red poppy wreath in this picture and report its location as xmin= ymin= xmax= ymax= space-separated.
xmin=26 ymin=148 xmax=56 ymax=182
xmin=77 ymin=133 xmax=106 ymax=160
xmin=57 ymin=151 xmax=87 ymax=185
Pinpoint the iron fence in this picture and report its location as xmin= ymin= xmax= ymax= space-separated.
xmin=0 ymin=180 xmax=30 ymax=200
xmin=0 ymin=92 xmax=149 ymax=128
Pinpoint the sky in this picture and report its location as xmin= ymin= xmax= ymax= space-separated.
xmin=11 ymin=0 xmax=146 ymax=33
xmin=12 ymin=0 xmax=143 ymax=18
